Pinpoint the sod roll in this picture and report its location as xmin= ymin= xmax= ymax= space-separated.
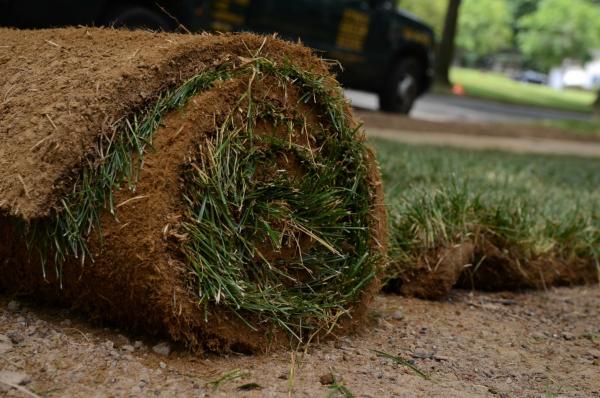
xmin=0 ymin=28 xmax=387 ymax=352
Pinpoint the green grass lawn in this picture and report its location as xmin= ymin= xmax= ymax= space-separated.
xmin=449 ymin=67 xmax=596 ymax=114
xmin=372 ymin=138 xmax=599 ymax=290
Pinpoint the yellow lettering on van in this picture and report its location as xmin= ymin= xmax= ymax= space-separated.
xmin=212 ymin=0 xmax=248 ymax=27
xmin=403 ymin=28 xmax=431 ymax=46
xmin=336 ymin=9 xmax=370 ymax=52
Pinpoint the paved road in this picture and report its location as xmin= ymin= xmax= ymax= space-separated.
xmin=345 ymin=89 xmax=593 ymax=124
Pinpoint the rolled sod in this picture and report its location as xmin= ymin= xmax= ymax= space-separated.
xmin=0 ymin=28 xmax=387 ymax=352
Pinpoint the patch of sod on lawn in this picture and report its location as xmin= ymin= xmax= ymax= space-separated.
xmin=450 ymin=67 xmax=595 ymax=114
xmin=372 ymin=138 xmax=599 ymax=294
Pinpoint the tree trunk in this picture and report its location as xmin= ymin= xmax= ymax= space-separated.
xmin=435 ymin=0 xmax=462 ymax=87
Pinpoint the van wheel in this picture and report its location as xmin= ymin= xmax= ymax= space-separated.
xmin=103 ymin=5 xmax=173 ymax=31
xmin=379 ymin=57 xmax=421 ymax=114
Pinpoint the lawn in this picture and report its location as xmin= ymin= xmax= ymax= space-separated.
xmin=372 ymin=138 xmax=599 ymax=292
xmin=449 ymin=67 xmax=596 ymax=114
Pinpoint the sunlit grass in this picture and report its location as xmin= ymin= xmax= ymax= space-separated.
xmin=450 ymin=67 xmax=595 ymax=114
xmin=372 ymin=138 xmax=600 ymax=285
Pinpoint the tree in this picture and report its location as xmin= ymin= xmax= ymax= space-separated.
xmin=435 ymin=0 xmax=462 ymax=86
xmin=517 ymin=0 xmax=600 ymax=70
xmin=456 ymin=0 xmax=513 ymax=65
xmin=517 ymin=0 xmax=600 ymax=111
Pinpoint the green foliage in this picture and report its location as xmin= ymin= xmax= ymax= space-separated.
xmin=401 ymin=0 xmax=515 ymax=61
xmin=517 ymin=0 xmax=600 ymax=70
xmin=403 ymin=0 xmax=600 ymax=72
xmin=398 ymin=0 xmax=448 ymax=38
xmin=506 ymin=0 xmax=540 ymax=19
xmin=456 ymin=0 xmax=514 ymax=64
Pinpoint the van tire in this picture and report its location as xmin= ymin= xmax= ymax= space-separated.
xmin=379 ymin=57 xmax=421 ymax=114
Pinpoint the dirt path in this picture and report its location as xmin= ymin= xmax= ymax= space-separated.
xmin=367 ymin=127 xmax=600 ymax=157
xmin=356 ymin=110 xmax=600 ymax=153
xmin=356 ymin=110 xmax=600 ymax=157
xmin=2 ymin=286 xmax=599 ymax=397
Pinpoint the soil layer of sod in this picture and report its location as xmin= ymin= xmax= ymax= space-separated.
xmin=0 ymin=28 xmax=387 ymax=352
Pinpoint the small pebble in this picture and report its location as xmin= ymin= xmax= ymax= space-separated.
xmin=0 ymin=342 xmax=12 ymax=355
xmin=531 ymin=332 xmax=545 ymax=340
xmin=319 ymin=373 xmax=335 ymax=385
xmin=412 ymin=349 xmax=432 ymax=359
xmin=152 ymin=342 xmax=171 ymax=357
xmin=0 ymin=371 xmax=31 ymax=386
xmin=114 ymin=334 xmax=130 ymax=347
xmin=391 ymin=310 xmax=405 ymax=320
xmin=8 ymin=332 xmax=24 ymax=344
xmin=159 ymin=362 xmax=167 ymax=369
xmin=588 ymin=349 xmax=600 ymax=359
xmin=7 ymin=301 xmax=20 ymax=312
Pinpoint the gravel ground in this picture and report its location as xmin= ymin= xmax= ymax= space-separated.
xmin=1 ymin=286 xmax=599 ymax=397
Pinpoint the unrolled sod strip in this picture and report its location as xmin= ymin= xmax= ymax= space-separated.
xmin=0 ymin=28 xmax=387 ymax=352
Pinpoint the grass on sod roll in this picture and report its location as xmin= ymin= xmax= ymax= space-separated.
xmin=180 ymin=63 xmax=375 ymax=337
xmin=24 ymin=56 xmax=376 ymax=339
xmin=372 ymin=138 xmax=599 ymax=284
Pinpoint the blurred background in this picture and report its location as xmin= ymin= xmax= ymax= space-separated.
xmin=2 ymin=3 xmax=599 ymax=394
xmin=1 ymin=0 xmax=599 ymax=133
xmin=355 ymin=0 xmax=600 ymax=132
